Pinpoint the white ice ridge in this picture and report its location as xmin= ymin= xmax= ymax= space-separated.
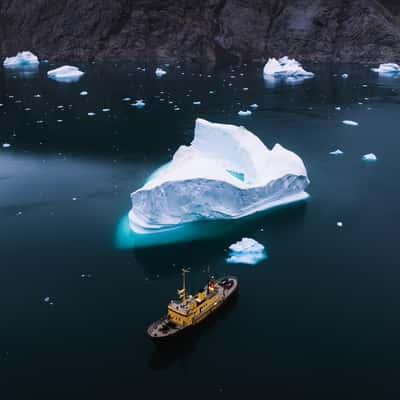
xmin=263 ymin=56 xmax=314 ymax=78
xmin=3 ymin=51 xmax=39 ymax=68
xmin=128 ymin=118 xmax=310 ymax=233
xmin=226 ymin=237 xmax=267 ymax=265
xmin=371 ymin=63 xmax=400 ymax=74
xmin=47 ymin=66 xmax=84 ymax=82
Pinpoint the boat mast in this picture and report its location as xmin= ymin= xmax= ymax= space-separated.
xmin=178 ymin=267 xmax=190 ymax=303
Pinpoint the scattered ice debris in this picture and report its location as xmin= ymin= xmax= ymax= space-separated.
xmin=2 ymin=143 xmax=11 ymax=148
xmin=80 ymin=91 xmax=88 ymax=96
xmin=132 ymin=99 xmax=146 ymax=109
xmin=337 ymin=221 xmax=343 ymax=227
xmin=47 ymin=66 xmax=84 ymax=82
xmin=3 ymin=51 xmax=39 ymax=68
xmin=371 ymin=63 xmax=400 ymax=74
xmin=87 ymin=112 xmax=96 ymax=116
xmin=263 ymin=57 xmax=314 ymax=79
xmin=249 ymin=104 xmax=259 ymax=109
xmin=102 ymin=108 xmax=111 ymax=112
xmin=335 ymin=106 xmax=342 ymax=111
xmin=128 ymin=118 xmax=310 ymax=233
xmin=330 ymin=149 xmax=344 ymax=156
xmin=341 ymin=73 xmax=349 ymax=79
xmin=238 ymin=110 xmax=252 ymax=117
xmin=193 ymin=101 xmax=201 ymax=105
xmin=362 ymin=153 xmax=377 ymax=162
xmin=342 ymin=120 xmax=359 ymax=126
xmin=226 ymin=237 xmax=267 ymax=265
xmin=155 ymin=67 xmax=167 ymax=77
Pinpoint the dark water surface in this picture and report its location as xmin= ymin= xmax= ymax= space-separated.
xmin=1 ymin=62 xmax=399 ymax=399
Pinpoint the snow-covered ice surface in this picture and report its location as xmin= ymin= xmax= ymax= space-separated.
xmin=3 ymin=51 xmax=39 ymax=68
xmin=128 ymin=118 xmax=310 ymax=234
xmin=372 ymin=63 xmax=400 ymax=74
xmin=47 ymin=66 xmax=84 ymax=82
xmin=226 ymin=237 xmax=267 ymax=265
xmin=362 ymin=153 xmax=377 ymax=162
xmin=263 ymin=57 xmax=314 ymax=82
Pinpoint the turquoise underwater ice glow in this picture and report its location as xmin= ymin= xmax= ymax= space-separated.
xmin=115 ymin=193 xmax=309 ymax=249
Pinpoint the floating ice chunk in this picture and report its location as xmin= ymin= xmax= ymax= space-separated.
xmin=263 ymin=57 xmax=314 ymax=79
xmin=132 ymin=99 xmax=146 ymax=109
xmin=122 ymin=97 xmax=131 ymax=102
xmin=102 ymin=108 xmax=111 ymax=112
xmin=362 ymin=153 xmax=377 ymax=162
xmin=226 ymin=237 xmax=267 ymax=265
xmin=155 ymin=67 xmax=167 ymax=77
xmin=238 ymin=110 xmax=252 ymax=116
xmin=341 ymin=73 xmax=349 ymax=78
xmin=193 ymin=101 xmax=201 ymax=105
xmin=47 ymin=66 xmax=84 ymax=82
xmin=371 ymin=63 xmax=400 ymax=74
xmin=335 ymin=106 xmax=341 ymax=111
xmin=80 ymin=91 xmax=88 ymax=96
xmin=128 ymin=118 xmax=310 ymax=233
xmin=2 ymin=143 xmax=11 ymax=148
xmin=337 ymin=221 xmax=343 ymax=227
xmin=249 ymin=104 xmax=259 ymax=109
xmin=342 ymin=120 xmax=359 ymax=126
xmin=44 ymin=297 xmax=50 ymax=302
xmin=87 ymin=112 xmax=95 ymax=116
xmin=330 ymin=149 xmax=344 ymax=155
xmin=3 ymin=51 xmax=39 ymax=68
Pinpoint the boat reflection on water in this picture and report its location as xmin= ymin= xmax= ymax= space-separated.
xmin=148 ymin=293 xmax=239 ymax=371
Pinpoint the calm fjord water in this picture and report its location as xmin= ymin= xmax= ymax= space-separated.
xmin=1 ymin=63 xmax=399 ymax=399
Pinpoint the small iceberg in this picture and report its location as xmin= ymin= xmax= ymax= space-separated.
xmin=362 ymin=153 xmax=377 ymax=162
xmin=263 ymin=57 xmax=314 ymax=80
xmin=249 ymin=104 xmax=259 ymax=109
xmin=371 ymin=63 xmax=400 ymax=74
xmin=128 ymin=118 xmax=310 ymax=234
xmin=341 ymin=73 xmax=349 ymax=79
xmin=3 ymin=51 xmax=39 ymax=68
xmin=47 ymin=66 xmax=84 ymax=82
xmin=342 ymin=120 xmax=359 ymax=126
xmin=2 ymin=143 xmax=11 ymax=148
xmin=238 ymin=110 xmax=252 ymax=117
xmin=131 ymin=99 xmax=146 ymax=109
xmin=80 ymin=91 xmax=88 ymax=96
xmin=226 ymin=237 xmax=267 ymax=265
xmin=330 ymin=149 xmax=344 ymax=156
xmin=155 ymin=67 xmax=167 ymax=77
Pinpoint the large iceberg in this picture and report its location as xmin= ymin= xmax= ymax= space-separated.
xmin=371 ymin=63 xmax=400 ymax=74
xmin=47 ymin=66 xmax=84 ymax=82
xmin=263 ymin=57 xmax=314 ymax=79
xmin=3 ymin=51 xmax=39 ymax=68
xmin=128 ymin=118 xmax=310 ymax=233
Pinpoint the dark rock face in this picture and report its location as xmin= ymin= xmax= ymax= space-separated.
xmin=1 ymin=0 xmax=400 ymax=64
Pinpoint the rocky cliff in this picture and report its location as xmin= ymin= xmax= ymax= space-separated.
xmin=1 ymin=0 xmax=400 ymax=64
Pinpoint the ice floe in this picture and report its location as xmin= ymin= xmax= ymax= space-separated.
xmin=263 ymin=57 xmax=314 ymax=79
xmin=2 ymin=143 xmax=11 ymax=148
xmin=128 ymin=118 xmax=310 ymax=233
xmin=238 ymin=110 xmax=252 ymax=116
xmin=249 ymin=104 xmax=259 ymax=109
xmin=3 ymin=51 xmax=39 ymax=68
xmin=226 ymin=237 xmax=267 ymax=265
xmin=132 ymin=99 xmax=146 ymax=109
xmin=362 ymin=153 xmax=377 ymax=162
xmin=155 ymin=67 xmax=167 ymax=77
xmin=342 ymin=120 xmax=359 ymax=126
xmin=80 ymin=91 xmax=88 ymax=96
xmin=47 ymin=66 xmax=84 ymax=82
xmin=330 ymin=149 xmax=344 ymax=155
xmin=341 ymin=73 xmax=349 ymax=79
xmin=371 ymin=63 xmax=400 ymax=74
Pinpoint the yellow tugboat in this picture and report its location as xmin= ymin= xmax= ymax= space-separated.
xmin=147 ymin=269 xmax=238 ymax=340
